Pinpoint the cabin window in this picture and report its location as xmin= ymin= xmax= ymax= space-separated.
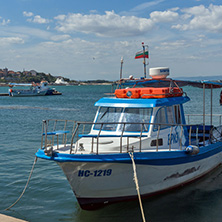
xmin=174 ymin=105 xmax=181 ymax=124
xmin=119 ymin=108 xmax=152 ymax=132
xmin=154 ymin=105 xmax=182 ymax=131
xmin=166 ymin=106 xmax=174 ymax=124
xmin=94 ymin=107 xmax=122 ymax=131
xmin=154 ymin=107 xmax=167 ymax=130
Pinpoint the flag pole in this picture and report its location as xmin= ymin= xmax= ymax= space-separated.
xmin=120 ymin=57 xmax=123 ymax=79
xmin=142 ymin=42 xmax=146 ymax=78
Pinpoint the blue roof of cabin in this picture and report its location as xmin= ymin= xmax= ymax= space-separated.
xmin=95 ymin=96 xmax=190 ymax=108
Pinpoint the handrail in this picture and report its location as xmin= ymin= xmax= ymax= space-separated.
xmin=179 ymin=125 xmax=183 ymax=150
xmin=185 ymin=114 xmax=222 ymax=124
xmin=139 ymin=123 xmax=144 ymax=152
xmin=156 ymin=125 xmax=160 ymax=152
xmin=120 ymin=123 xmax=125 ymax=153
xmin=169 ymin=126 xmax=173 ymax=151
xmin=41 ymin=117 xmax=221 ymax=155
xmin=70 ymin=123 xmax=80 ymax=154
xmin=189 ymin=126 xmax=192 ymax=145
xmin=97 ymin=123 xmax=103 ymax=154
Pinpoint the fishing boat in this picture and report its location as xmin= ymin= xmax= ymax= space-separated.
xmin=36 ymin=66 xmax=222 ymax=210
xmin=8 ymin=81 xmax=48 ymax=97
xmin=8 ymin=81 xmax=61 ymax=97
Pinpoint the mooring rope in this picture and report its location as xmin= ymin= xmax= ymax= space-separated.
xmin=129 ymin=152 xmax=146 ymax=222
xmin=4 ymin=156 xmax=38 ymax=211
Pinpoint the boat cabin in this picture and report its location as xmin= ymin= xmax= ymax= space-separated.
xmin=41 ymin=67 xmax=221 ymax=156
xmin=82 ymin=94 xmax=190 ymax=152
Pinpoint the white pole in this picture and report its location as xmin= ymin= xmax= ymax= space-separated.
xmin=120 ymin=57 xmax=123 ymax=79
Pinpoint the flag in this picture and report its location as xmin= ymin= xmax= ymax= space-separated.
xmin=135 ymin=50 xmax=149 ymax=59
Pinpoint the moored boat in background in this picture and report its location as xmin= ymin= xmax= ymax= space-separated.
xmin=8 ymin=81 xmax=62 ymax=97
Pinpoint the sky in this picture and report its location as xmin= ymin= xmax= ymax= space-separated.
xmin=1 ymin=0 xmax=222 ymax=80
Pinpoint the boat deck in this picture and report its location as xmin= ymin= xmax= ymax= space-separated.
xmin=46 ymin=144 xmax=187 ymax=155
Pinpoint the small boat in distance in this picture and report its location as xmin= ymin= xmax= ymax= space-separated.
xmin=8 ymin=81 xmax=61 ymax=97
xmin=36 ymin=67 xmax=222 ymax=210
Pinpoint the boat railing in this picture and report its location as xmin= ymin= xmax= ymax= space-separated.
xmin=41 ymin=119 xmax=77 ymax=149
xmin=185 ymin=114 xmax=222 ymax=126
xmin=41 ymin=117 xmax=222 ymax=154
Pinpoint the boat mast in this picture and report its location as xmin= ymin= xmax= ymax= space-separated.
xmin=142 ymin=42 xmax=148 ymax=78
xmin=120 ymin=57 xmax=123 ymax=79
xmin=142 ymin=42 xmax=146 ymax=78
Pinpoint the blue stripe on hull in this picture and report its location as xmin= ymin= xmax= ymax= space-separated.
xmin=36 ymin=142 xmax=222 ymax=166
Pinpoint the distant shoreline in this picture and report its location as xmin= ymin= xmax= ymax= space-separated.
xmin=0 ymin=82 xmax=113 ymax=87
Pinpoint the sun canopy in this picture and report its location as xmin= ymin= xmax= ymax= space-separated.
xmin=9 ymin=83 xmax=32 ymax=86
xmin=95 ymin=96 xmax=190 ymax=108
xmin=117 ymin=78 xmax=222 ymax=89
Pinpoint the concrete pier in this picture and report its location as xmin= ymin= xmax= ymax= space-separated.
xmin=0 ymin=214 xmax=27 ymax=222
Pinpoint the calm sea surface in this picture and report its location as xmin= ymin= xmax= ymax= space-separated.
xmin=0 ymin=85 xmax=222 ymax=222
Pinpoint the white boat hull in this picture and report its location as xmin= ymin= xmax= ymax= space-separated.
xmin=56 ymin=147 xmax=222 ymax=209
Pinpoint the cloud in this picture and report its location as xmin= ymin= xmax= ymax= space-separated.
xmin=23 ymin=11 xmax=50 ymax=24
xmin=50 ymin=34 xmax=71 ymax=41
xmin=31 ymin=39 xmax=142 ymax=79
xmin=121 ymin=0 xmax=165 ymax=16
xmin=0 ymin=16 xmax=10 ymax=25
xmin=150 ymin=10 xmax=179 ymax=23
xmin=132 ymin=0 xmax=165 ymax=11
xmin=172 ymin=4 xmax=222 ymax=33
xmin=0 ymin=37 xmax=24 ymax=46
xmin=28 ymin=15 xmax=50 ymax=24
xmin=55 ymin=10 xmax=154 ymax=37
xmin=23 ymin=11 xmax=34 ymax=17
xmin=6 ymin=26 xmax=53 ymax=40
xmin=155 ymin=40 xmax=190 ymax=50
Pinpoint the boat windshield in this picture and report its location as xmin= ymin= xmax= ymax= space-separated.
xmin=94 ymin=107 xmax=122 ymax=131
xmin=119 ymin=108 xmax=152 ymax=132
xmin=94 ymin=107 xmax=152 ymax=132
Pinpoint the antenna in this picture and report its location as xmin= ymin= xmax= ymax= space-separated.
xmin=120 ymin=57 xmax=124 ymax=79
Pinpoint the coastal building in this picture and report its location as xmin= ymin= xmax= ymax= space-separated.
xmin=30 ymin=70 xmax=37 ymax=76
xmin=0 ymin=70 xmax=4 ymax=77
xmin=3 ymin=68 xmax=8 ymax=76
xmin=8 ymin=70 xmax=16 ymax=75
xmin=55 ymin=77 xmax=68 ymax=85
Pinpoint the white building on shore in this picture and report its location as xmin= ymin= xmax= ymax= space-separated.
xmin=55 ymin=77 xmax=68 ymax=85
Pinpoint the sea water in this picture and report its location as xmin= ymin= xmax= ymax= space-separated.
xmin=0 ymin=85 xmax=222 ymax=222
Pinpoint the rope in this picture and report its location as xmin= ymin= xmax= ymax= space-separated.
xmin=129 ymin=152 xmax=146 ymax=222
xmin=4 ymin=156 xmax=38 ymax=211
